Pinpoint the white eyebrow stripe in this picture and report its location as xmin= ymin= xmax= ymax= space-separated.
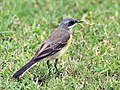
xmin=63 ymin=20 xmax=70 ymax=24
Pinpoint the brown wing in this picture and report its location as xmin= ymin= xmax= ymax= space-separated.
xmin=32 ymin=29 xmax=70 ymax=62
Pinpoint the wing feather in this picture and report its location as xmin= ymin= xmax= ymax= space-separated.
xmin=32 ymin=30 xmax=70 ymax=62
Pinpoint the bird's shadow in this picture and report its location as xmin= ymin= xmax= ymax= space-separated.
xmin=13 ymin=72 xmax=62 ymax=86
xmin=12 ymin=64 xmax=63 ymax=85
xmin=34 ymin=72 xmax=63 ymax=85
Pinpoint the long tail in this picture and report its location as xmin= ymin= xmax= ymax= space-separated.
xmin=12 ymin=43 xmax=54 ymax=79
xmin=12 ymin=60 xmax=36 ymax=79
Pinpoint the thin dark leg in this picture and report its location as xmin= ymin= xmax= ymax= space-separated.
xmin=47 ymin=60 xmax=51 ymax=76
xmin=54 ymin=59 xmax=60 ymax=76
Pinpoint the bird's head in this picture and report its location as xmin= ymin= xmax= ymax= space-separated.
xmin=59 ymin=18 xmax=83 ymax=29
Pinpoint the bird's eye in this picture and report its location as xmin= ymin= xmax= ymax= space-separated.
xmin=68 ymin=21 xmax=75 ymax=26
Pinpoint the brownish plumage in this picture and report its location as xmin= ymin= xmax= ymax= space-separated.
xmin=12 ymin=18 xmax=82 ymax=79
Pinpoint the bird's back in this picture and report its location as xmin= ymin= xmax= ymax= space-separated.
xmin=45 ymin=29 xmax=71 ymax=45
xmin=32 ymin=28 xmax=71 ymax=61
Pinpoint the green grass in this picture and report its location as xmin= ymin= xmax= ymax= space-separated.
xmin=0 ymin=0 xmax=120 ymax=90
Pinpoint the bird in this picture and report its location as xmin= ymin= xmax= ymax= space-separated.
xmin=12 ymin=18 xmax=83 ymax=79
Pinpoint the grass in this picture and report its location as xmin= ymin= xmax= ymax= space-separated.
xmin=0 ymin=0 xmax=120 ymax=90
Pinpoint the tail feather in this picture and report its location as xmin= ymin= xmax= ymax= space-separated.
xmin=12 ymin=61 xmax=36 ymax=79
xmin=12 ymin=44 xmax=54 ymax=79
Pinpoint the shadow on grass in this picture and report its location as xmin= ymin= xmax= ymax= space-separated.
xmin=12 ymin=71 xmax=63 ymax=86
xmin=35 ymin=72 xmax=63 ymax=85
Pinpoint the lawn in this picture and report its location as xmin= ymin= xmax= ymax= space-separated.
xmin=0 ymin=0 xmax=120 ymax=90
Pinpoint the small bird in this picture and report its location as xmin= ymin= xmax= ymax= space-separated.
xmin=12 ymin=18 xmax=83 ymax=79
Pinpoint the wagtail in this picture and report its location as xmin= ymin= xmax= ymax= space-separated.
xmin=12 ymin=18 xmax=83 ymax=79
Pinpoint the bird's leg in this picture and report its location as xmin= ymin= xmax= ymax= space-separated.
xmin=47 ymin=60 xmax=51 ymax=76
xmin=54 ymin=59 xmax=60 ymax=76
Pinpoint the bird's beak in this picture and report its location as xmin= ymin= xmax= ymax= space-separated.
xmin=76 ymin=20 xmax=84 ymax=23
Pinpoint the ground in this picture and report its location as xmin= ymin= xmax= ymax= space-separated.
xmin=0 ymin=0 xmax=120 ymax=90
